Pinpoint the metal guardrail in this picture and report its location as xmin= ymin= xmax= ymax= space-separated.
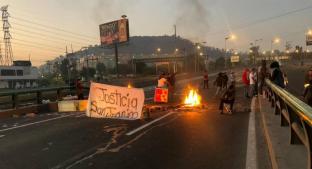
xmin=265 ymin=79 xmax=312 ymax=169
xmin=0 ymin=86 xmax=76 ymax=109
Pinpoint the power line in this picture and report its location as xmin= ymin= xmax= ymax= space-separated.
xmin=13 ymin=38 xmax=65 ymax=50
xmin=9 ymin=27 xmax=96 ymax=46
xmin=10 ymin=30 xmax=91 ymax=46
xmin=10 ymin=16 xmax=98 ymax=40
xmin=10 ymin=21 xmax=98 ymax=43
xmin=11 ymin=31 xmax=76 ymax=45
xmin=12 ymin=40 xmax=64 ymax=53
xmin=206 ymin=5 xmax=312 ymax=36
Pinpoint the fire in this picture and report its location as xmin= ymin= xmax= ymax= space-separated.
xmin=127 ymin=83 xmax=132 ymax=88
xmin=184 ymin=89 xmax=201 ymax=107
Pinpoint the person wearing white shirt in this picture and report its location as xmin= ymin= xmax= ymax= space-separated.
xmin=158 ymin=77 xmax=168 ymax=88
xmin=249 ymin=68 xmax=257 ymax=97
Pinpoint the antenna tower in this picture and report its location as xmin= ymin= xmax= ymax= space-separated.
xmin=1 ymin=5 xmax=13 ymax=66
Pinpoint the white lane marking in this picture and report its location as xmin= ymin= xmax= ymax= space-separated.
xmin=145 ymin=97 xmax=153 ymax=100
xmin=0 ymin=135 xmax=5 ymax=138
xmin=0 ymin=114 xmax=75 ymax=132
xmin=126 ymin=111 xmax=177 ymax=136
xmin=245 ymin=97 xmax=258 ymax=169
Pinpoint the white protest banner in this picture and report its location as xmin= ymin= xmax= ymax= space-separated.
xmin=86 ymin=82 xmax=145 ymax=120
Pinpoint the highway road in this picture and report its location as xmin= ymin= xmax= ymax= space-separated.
xmin=0 ymin=73 xmax=271 ymax=169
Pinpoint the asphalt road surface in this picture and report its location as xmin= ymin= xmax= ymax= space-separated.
xmin=0 ymin=74 xmax=270 ymax=169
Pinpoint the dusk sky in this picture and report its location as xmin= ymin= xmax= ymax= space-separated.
xmin=1 ymin=0 xmax=312 ymax=66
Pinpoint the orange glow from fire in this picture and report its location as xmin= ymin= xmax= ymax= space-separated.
xmin=184 ymin=89 xmax=201 ymax=106
xmin=127 ymin=83 xmax=132 ymax=88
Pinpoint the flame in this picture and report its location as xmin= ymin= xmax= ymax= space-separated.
xmin=184 ymin=89 xmax=201 ymax=107
xmin=127 ymin=83 xmax=132 ymax=88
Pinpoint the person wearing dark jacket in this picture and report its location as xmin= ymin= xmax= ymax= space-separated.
xmin=303 ymin=69 xmax=312 ymax=106
xmin=258 ymin=60 xmax=267 ymax=95
xmin=270 ymin=61 xmax=285 ymax=88
xmin=222 ymin=73 xmax=229 ymax=89
xmin=219 ymin=84 xmax=235 ymax=114
xmin=75 ymin=79 xmax=84 ymax=100
xmin=214 ymin=73 xmax=223 ymax=96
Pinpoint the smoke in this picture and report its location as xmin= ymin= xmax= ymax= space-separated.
xmin=93 ymin=0 xmax=116 ymax=23
xmin=92 ymin=0 xmax=141 ymax=24
xmin=91 ymin=0 xmax=213 ymax=40
xmin=175 ymin=0 xmax=213 ymax=41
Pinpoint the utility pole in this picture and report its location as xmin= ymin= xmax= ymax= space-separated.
xmin=1 ymin=5 xmax=13 ymax=66
xmin=65 ymin=46 xmax=71 ymax=87
xmin=114 ymin=43 xmax=119 ymax=78
xmin=85 ymin=56 xmax=98 ymax=79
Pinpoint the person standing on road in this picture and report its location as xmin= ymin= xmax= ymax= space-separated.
xmin=229 ymin=71 xmax=236 ymax=86
xmin=303 ymin=69 xmax=312 ymax=106
xmin=214 ymin=72 xmax=223 ymax=96
xmin=270 ymin=61 xmax=285 ymax=88
xmin=157 ymin=73 xmax=169 ymax=88
xmin=167 ymin=72 xmax=176 ymax=102
xmin=203 ymin=71 xmax=209 ymax=89
xmin=222 ymin=72 xmax=229 ymax=89
xmin=258 ymin=60 xmax=267 ymax=95
xmin=75 ymin=79 xmax=84 ymax=100
xmin=219 ymin=84 xmax=236 ymax=115
xmin=242 ymin=68 xmax=250 ymax=98
xmin=249 ymin=68 xmax=257 ymax=97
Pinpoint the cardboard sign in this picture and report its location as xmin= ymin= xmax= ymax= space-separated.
xmin=154 ymin=88 xmax=168 ymax=103
xmin=86 ymin=82 xmax=145 ymax=120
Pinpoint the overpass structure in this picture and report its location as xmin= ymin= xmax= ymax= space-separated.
xmin=132 ymin=56 xmax=185 ymax=74
xmin=0 ymin=71 xmax=311 ymax=169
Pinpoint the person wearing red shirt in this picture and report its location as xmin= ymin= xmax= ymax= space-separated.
xmin=242 ymin=68 xmax=250 ymax=98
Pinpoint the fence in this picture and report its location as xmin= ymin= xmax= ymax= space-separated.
xmin=265 ymin=79 xmax=312 ymax=169
xmin=0 ymin=86 xmax=76 ymax=109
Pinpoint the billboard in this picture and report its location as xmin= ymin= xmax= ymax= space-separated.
xmin=307 ymin=34 xmax=312 ymax=46
xmin=99 ymin=19 xmax=129 ymax=45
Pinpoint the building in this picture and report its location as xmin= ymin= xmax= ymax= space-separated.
xmin=0 ymin=60 xmax=39 ymax=89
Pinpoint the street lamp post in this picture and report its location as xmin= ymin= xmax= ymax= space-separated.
xmin=194 ymin=42 xmax=206 ymax=72
xmin=224 ymin=34 xmax=236 ymax=69
xmin=80 ymin=47 xmax=89 ymax=80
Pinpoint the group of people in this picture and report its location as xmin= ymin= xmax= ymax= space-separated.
xmin=212 ymin=71 xmax=236 ymax=114
xmin=217 ymin=60 xmax=288 ymax=115
xmin=242 ymin=60 xmax=287 ymax=99
xmin=157 ymin=72 xmax=176 ymax=88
